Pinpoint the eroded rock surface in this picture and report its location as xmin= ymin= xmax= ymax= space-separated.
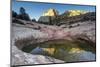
xmin=11 ymin=19 xmax=96 ymax=66
xmin=11 ymin=23 xmax=65 ymax=66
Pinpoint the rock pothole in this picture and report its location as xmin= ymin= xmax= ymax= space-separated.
xmin=14 ymin=36 xmax=96 ymax=62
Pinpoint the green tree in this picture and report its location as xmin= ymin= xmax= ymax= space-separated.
xmin=12 ymin=10 xmax=17 ymax=17
xmin=17 ymin=7 xmax=30 ymax=21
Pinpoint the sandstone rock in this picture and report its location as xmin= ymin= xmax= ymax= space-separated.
xmin=43 ymin=8 xmax=59 ymax=17
xmin=38 ymin=16 xmax=55 ymax=25
xmin=38 ymin=8 xmax=59 ymax=25
xmin=53 ymin=12 xmax=95 ymax=26
xmin=38 ymin=16 xmax=51 ymax=24
xmin=65 ymin=10 xmax=87 ymax=17
xmin=11 ymin=18 xmax=96 ymax=66
xmin=11 ymin=23 xmax=64 ymax=66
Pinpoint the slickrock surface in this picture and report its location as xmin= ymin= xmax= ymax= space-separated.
xmin=11 ymin=23 xmax=65 ymax=66
xmin=11 ymin=19 xmax=95 ymax=66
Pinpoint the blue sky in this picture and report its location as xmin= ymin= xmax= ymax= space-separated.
xmin=12 ymin=0 xmax=96 ymax=20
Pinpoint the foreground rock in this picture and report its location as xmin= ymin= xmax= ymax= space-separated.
xmin=11 ymin=19 xmax=96 ymax=66
xmin=11 ymin=23 xmax=64 ymax=66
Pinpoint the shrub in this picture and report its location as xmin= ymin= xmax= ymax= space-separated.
xmin=17 ymin=7 xmax=30 ymax=21
xmin=12 ymin=11 xmax=17 ymax=17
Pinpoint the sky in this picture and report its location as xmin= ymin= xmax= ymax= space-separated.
xmin=12 ymin=0 xmax=96 ymax=20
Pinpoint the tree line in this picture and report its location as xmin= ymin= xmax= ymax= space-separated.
xmin=12 ymin=7 xmax=36 ymax=22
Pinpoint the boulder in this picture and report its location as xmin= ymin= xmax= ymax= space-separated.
xmin=38 ymin=16 xmax=55 ymax=25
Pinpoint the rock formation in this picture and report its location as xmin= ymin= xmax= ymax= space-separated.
xmin=66 ymin=10 xmax=87 ymax=17
xmin=53 ymin=12 xmax=96 ymax=26
xmin=61 ymin=10 xmax=87 ymax=17
xmin=38 ymin=9 xmax=95 ymax=26
xmin=11 ymin=19 xmax=96 ymax=66
xmin=42 ymin=8 xmax=59 ymax=17
xmin=38 ymin=9 xmax=59 ymax=24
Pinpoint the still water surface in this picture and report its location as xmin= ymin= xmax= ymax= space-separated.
xmin=22 ymin=39 xmax=96 ymax=62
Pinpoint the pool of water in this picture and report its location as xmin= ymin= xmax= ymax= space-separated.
xmin=22 ymin=39 xmax=96 ymax=62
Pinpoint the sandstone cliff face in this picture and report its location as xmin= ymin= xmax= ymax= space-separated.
xmin=53 ymin=12 xmax=95 ymax=26
xmin=38 ymin=9 xmax=94 ymax=25
xmin=42 ymin=8 xmax=59 ymax=17
xmin=38 ymin=9 xmax=59 ymax=24
xmin=66 ymin=10 xmax=87 ymax=17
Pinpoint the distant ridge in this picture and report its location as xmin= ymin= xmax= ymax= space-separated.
xmin=62 ymin=10 xmax=87 ymax=17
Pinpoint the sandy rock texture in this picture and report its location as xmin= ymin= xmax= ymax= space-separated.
xmin=11 ymin=19 xmax=95 ymax=66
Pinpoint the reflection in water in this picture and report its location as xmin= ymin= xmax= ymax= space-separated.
xmin=22 ymin=39 xmax=96 ymax=62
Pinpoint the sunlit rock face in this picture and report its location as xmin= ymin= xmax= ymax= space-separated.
xmin=38 ymin=9 xmax=59 ymax=24
xmin=42 ymin=8 xmax=59 ymax=17
xmin=66 ymin=10 xmax=87 ymax=17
